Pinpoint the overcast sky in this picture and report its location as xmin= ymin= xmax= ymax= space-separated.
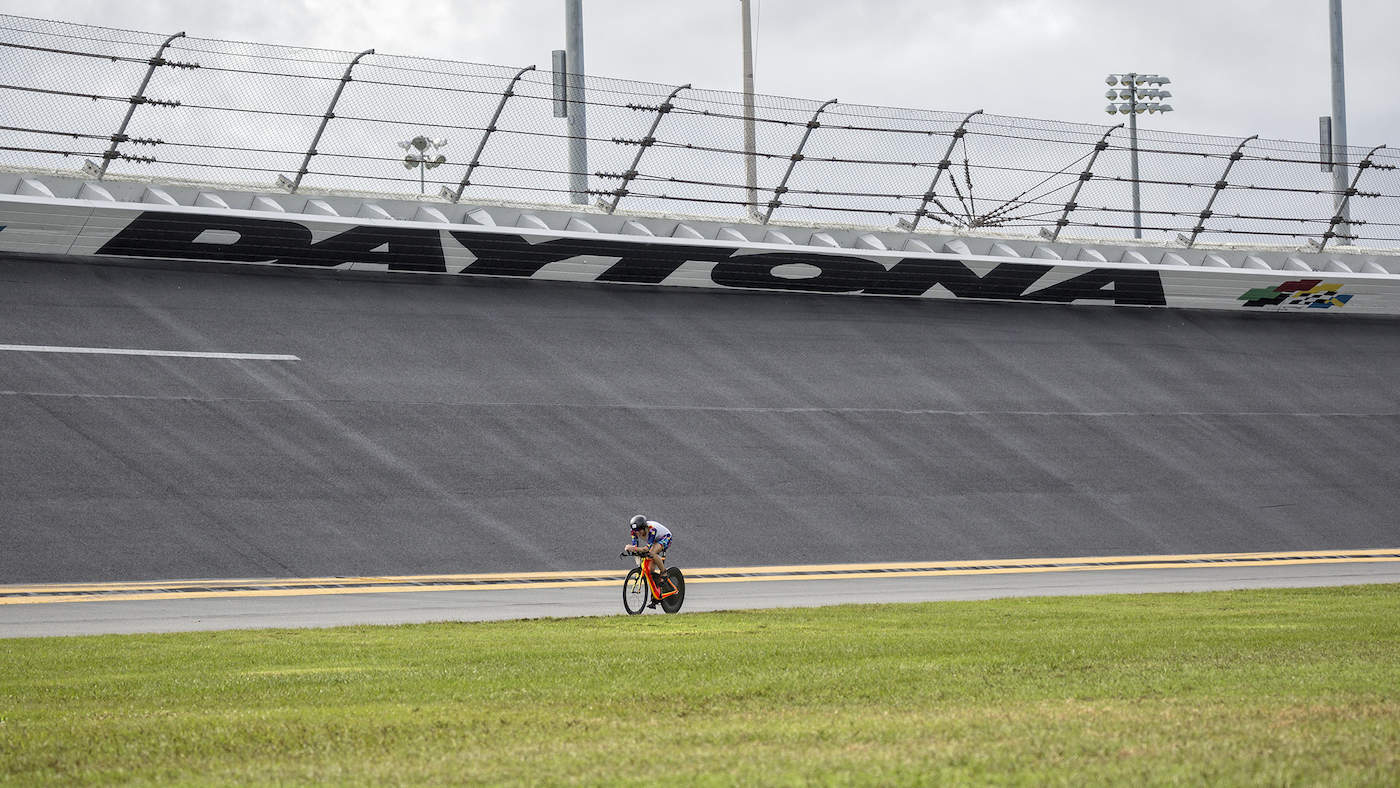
xmin=3 ymin=0 xmax=1397 ymax=147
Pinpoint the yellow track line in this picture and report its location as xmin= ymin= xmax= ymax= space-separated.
xmin=9 ymin=548 xmax=1397 ymax=592
xmin=2 ymin=549 xmax=1397 ymax=606
xmin=688 ymin=556 xmax=1400 ymax=584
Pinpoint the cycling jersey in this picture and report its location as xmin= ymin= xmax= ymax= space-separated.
xmin=630 ymin=520 xmax=672 ymax=551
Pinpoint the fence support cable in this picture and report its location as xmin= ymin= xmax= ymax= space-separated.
xmin=599 ymin=83 xmax=690 ymax=214
xmin=896 ymin=109 xmax=983 ymax=232
xmin=279 ymin=48 xmax=374 ymax=193
xmin=761 ymin=98 xmax=837 ymax=224
xmin=1179 ymin=135 xmax=1257 ymax=248
xmin=88 ymin=31 xmax=189 ymax=180
xmin=1042 ymin=124 xmax=1122 ymax=242
xmin=442 ymin=64 xmax=535 ymax=203
xmin=1316 ymin=144 xmax=1388 ymax=251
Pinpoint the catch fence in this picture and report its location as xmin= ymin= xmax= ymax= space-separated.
xmin=2 ymin=13 xmax=1398 ymax=252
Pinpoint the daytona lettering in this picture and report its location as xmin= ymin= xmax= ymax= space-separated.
xmin=95 ymin=211 xmax=1166 ymax=306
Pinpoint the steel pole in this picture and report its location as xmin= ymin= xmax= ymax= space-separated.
xmin=446 ymin=65 xmax=535 ymax=202
xmin=1046 ymin=125 xmax=1122 ymax=242
xmin=281 ymin=48 xmax=373 ymax=193
xmin=1318 ymin=144 xmax=1386 ymax=251
xmin=95 ymin=31 xmax=185 ymax=180
xmin=604 ymin=83 xmax=691 ymax=214
xmin=761 ymin=98 xmax=836 ymax=225
xmin=565 ymin=0 xmax=588 ymax=204
xmin=1128 ymin=74 xmax=1142 ymax=239
xmin=741 ymin=0 xmax=759 ymax=219
xmin=1182 ymin=135 xmax=1257 ymax=248
xmin=1329 ymin=0 xmax=1351 ymax=239
xmin=901 ymin=109 xmax=983 ymax=232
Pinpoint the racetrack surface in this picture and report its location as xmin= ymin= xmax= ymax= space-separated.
xmin=3 ymin=254 xmax=1400 ymax=585
xmin=4 ymin=557 xmax=1399 ymax=637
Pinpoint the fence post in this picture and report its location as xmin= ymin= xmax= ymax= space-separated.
xmin=85 ymin=31 xmax=190 ymax=180
xmin=896 ymin=109 xmax=983 ymax=232
xmin=1179 ymin=135 xmax=1256 ymax=248
xmin=761 ymin=98 xmax=837 ymax=225
xmin=441 ymin=64 xmax=535 ymax=203
xmin=1040 ymin=124 xmax=1122 ymax=242
xmin=598 ymin=83 xmax=690 ymax=214
xmin=1316 ymin=143 xmax=1388 ymax=251
xmin=278 ymin=48 xmax=374 ymax=193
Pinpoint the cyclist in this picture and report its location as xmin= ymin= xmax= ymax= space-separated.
xmin=624 ymin=515 xmax=672 ymax=579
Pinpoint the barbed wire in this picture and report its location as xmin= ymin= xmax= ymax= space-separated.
xmin=0 ymin=39 xmax=157 ymax=64
xmin=0 ymin=13 xmax=1396 ymax=251
xmin=7 ymin=133 xmax=1365 ymax=240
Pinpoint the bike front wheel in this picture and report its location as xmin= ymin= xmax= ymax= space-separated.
xmin=659 ymin=568 xmax=685 ymax=614
xmin=622 ymin=567 xmax=650 ymax=615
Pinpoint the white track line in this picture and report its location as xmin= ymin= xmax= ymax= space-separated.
xmin=0 ymin=344 xmax=299 ymax=361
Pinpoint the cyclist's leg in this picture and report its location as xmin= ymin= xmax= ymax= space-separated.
xmin=645 ymin=552 xmax=664 ymax=608
xmin=653 ymin=535 xmax=672 ymax=574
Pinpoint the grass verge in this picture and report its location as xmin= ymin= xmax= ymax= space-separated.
xmin=2 ymin=585 xmax=1398 ymax=785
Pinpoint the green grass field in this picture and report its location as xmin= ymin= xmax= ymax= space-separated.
xmin=2 ymin=584 xmax=1398 ymax=785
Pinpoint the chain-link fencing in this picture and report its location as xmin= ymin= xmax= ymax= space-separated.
xmin=3 ymin=14 xmax=1397 ymax=252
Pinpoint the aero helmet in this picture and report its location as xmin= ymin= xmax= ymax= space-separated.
xmin=629 ymin=515 xmax=648 ymax=532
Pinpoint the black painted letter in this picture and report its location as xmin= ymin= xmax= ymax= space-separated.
xmin=711 ymin=252 xmax=886 ymax=293
xmin=1022 ymin=268 xmax=1166 ymax=306
xmin=98 ymin=211 xmax=313 ymax=263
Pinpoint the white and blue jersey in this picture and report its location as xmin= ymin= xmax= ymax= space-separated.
xmin=630 ymin=520 xmax=673 ymax=552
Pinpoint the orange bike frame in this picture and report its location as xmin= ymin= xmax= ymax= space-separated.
xmin=638 ymin=555 xmax=678 ymax=599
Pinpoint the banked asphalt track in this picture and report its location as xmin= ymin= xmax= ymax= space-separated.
xmin=2 ymin=253 xmax=1399 ymax=630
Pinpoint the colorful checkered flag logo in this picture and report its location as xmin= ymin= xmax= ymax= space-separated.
xmin=1238 ymin=279 xmax=1353 ymax=309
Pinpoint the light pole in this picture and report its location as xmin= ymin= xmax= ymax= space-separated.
xmin=564 ymin=0 xmax=588 ymax=204
xmin=1105 ymin=73 xmax=1173 ymax=239
xmin=399 ymin=135 xmax=447 ymax=194
xmin=740 ymin=0 xmax=759 ymax=219
xmin=1327 ymin=0 xmax=1350 ymax=240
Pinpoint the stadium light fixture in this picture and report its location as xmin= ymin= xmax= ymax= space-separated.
xmin=1103 ymin=72 xmax=1175 ymax=239
xmin=399 ymin=135 xmax=447 ymax=195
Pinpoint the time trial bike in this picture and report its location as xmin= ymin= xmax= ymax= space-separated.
xmin=619 ymin=551 xmax=685 ymax=614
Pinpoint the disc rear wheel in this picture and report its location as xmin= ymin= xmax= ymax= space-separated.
xmin=659 ymin=568 xmax=685 ymax=614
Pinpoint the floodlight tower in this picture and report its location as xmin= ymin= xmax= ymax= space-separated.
xmin=399 ymin=135 xmax=448 ymax=194
xmin=1105 ymin=73 xmax=1174 ymax=239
